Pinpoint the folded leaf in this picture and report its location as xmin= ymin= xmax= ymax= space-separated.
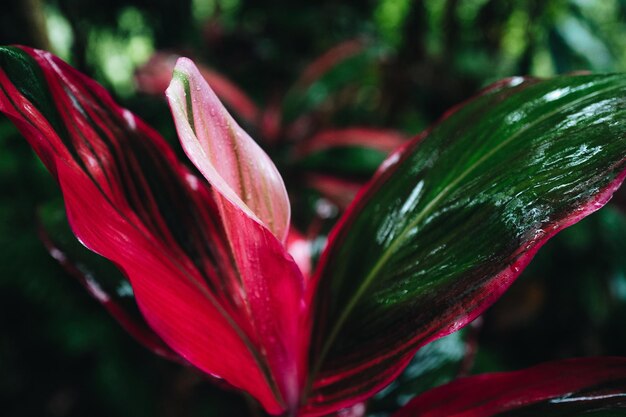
xmin=0 ymin=46 xmax=303 ymax=414
xmin=37 ymin=201 xmax=181 ymax=362
xmin=304 ymin=75 xmax=626 ymax=415
xmin=167 ymin=57 xmax=291 ymax=242
xmin=393 ymin=357 xmax=626 ymax=417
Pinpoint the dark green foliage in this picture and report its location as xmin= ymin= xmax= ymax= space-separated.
xmin=308 ymin=74 xmax=626 ymax=408
xmin=2 ymin=1 xmax=626 ymax=416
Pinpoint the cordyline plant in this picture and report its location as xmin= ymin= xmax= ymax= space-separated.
xmin=2 ymin=45 xmax=626 ymax=417
xmin=135 ymin=40 xmax=408 ymax=213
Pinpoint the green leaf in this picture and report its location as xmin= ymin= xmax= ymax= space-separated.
xmin=304 ymin=75 xmax=626 ymax=414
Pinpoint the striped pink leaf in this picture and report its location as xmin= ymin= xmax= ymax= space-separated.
xmin=166 ymin=57 xmax=291 ymax=242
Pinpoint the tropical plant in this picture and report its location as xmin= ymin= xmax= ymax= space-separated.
xmin=134 ymin=40 xmax=408 ymax=215
xmin=1 ymin=45 xmax=626 ymax=417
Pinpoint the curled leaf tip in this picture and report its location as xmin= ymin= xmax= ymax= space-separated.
xmin=166 ymin=57 xmax=291 ymax=242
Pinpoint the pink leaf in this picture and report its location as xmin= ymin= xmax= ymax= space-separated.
xmin=166 ymin=57 xmax=291 ymax=242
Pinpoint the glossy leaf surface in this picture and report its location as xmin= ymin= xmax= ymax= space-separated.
xmin=305 ymin=75 xmax=626 ymax=414
xmin=0 ymin=46 xmax=303 ymax=414
xmin=167 ymin=57 xmax=291 ymax=242
xmin=393 ymin=357 xmax=626 ymax=417
xmin=476 ymin=205 xmax=626 ymax=374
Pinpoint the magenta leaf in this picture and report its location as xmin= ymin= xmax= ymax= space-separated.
xmin=37 ymin=201 xmax=181 ymax=362
xmin=393 ymin=357 xmax=626 ymax=416
xmin=0 ymin=46 xmax=304 ymax=414
xmin=166 ymin=60 xmax=306 ymax=410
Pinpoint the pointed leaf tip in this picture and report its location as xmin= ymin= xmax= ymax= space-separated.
xmin=166 ymin=57 xmax=290 ymax=242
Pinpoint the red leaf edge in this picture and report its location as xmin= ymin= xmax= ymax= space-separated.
xmin=37 ymin=223 xmax=183 ymax=362
xmin=392 ymin=357 xmax=626 ymax=417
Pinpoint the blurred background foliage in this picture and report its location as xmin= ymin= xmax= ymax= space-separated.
xmin=2 ymin=0 xmax=626 ymax=416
